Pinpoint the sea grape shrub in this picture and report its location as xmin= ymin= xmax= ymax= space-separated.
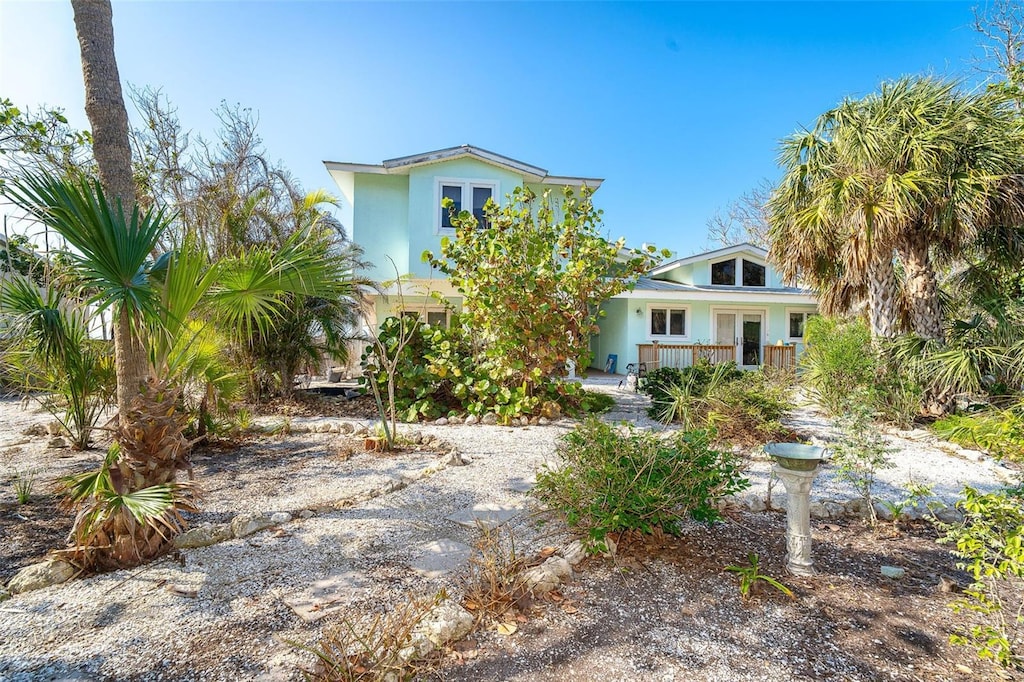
xmin=361 ymin=315 xmax=608 ymax=421
xmin=533 ymin=418 xmax=750 ymax=552
xmin=940 ymin=485 xmax=1024 ymax=670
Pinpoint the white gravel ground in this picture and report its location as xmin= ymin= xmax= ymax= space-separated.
xmin=0 ymin=378 xmax=1018 ymax=681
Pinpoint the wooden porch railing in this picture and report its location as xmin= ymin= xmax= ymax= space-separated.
xmin=637 ymin=343 xmax=735 ymax=370
xmin=764 ymin=344 xmax=797 ymax=370
xmin=636 ymin=342 xmax=796 ymax=370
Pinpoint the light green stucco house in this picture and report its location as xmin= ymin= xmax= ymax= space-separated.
xmin=324 ymin=146 xmax=817 ymax=374
xmin=593 ymin=243 xmax=818 ymax=374
xmin=324 ymin=144 xmax=602 ymax=327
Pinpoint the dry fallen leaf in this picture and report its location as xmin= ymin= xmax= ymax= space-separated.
xmin=463 ymin=599 xmax=480 ymax=611
xmin=561 ymin=604 xmax=579 ymax=615
xmin=548 ymin=591 xmax=565 ymax=603
xmin=539 ymin=546 xmax=557 ymax=558
xmin=496 ymin=622 xmax=518 ymax=636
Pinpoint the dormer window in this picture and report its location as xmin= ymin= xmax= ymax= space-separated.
xmin=438 ymin=179 xmax=496 ymax=232
xmin=710 ymin=256 xmax=766 ymax=287
xmin=711 ymin=259 xmax=735 ymax=285
xmin=742 ymin=259 xmax=765 ymax=287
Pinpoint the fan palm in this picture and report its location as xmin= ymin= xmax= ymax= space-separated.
xmin=3 ymin=172 xmax=169 ymax=417
xmin=0 ymin=276 xmax=114 ymax=448
xmin=768 ymin=77 xmax=1024 ymax=341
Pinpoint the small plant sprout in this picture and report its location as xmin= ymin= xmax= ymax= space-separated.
xmin=726 ymin=553 xmax=795 ymax=600
xmin=831 ymin=399 xmax=896 ymax=526
xmin=880 ymin=478 xmax=943 ymax=525
xmin=13 ymin=469 xmax=36 ymax=504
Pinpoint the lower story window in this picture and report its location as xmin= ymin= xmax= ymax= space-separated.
xmin=788 ymin=311 xmax=816 ymax=339
xmin=426 ymin=310 xmax=449 ymax=327
xmin=651 ymin=307 xmax=686 ymax=337
xmin=400 ymin=309 xmax=450 ymax=327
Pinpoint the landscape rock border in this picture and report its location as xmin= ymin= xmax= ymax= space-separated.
xmin=4 ymin=437 xmax=466 ymax=596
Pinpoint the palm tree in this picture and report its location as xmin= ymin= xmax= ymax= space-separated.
xmin=769 ymin=77 xmax=1024 ymax=341
xmin=2 ymin=173 xmax=365 ymax=568
xmin=5 ymin=174 xmax=168 ymax=413
xmin=768 ymin=92 xmax=911 ymax=338
xmin=71 ymin=0 xmax=147 ymax=417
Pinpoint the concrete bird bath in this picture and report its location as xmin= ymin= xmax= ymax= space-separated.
xmin=764 ymin=443 xmax=827 ymax=576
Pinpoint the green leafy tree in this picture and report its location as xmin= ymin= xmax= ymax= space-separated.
xmin=0 ymin=98 xmax=93 ymax=183
xmin=424 ymin=185 xmax=665 ymax=393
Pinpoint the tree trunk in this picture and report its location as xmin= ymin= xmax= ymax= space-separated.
xmin=866 ymin=250 xmax=900 ymax=339
xmin=899 ymin=231 xmax=945 ymax=342
xmin=72 ymin=0 xmax=135 ymax=210
xmin=72 ymin=0 xmax=148 ymax=419
xmin=114 ymin=308 xmax=150 ymax=421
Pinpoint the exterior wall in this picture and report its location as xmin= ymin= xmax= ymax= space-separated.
xmin=596 ymin=298 xmax=818 ymax=373
xmin=353 ymin=174 xmax=409 ymax=281
xmin=591 ymin=298 xmax=629 ymax=371
xmin=658 ymin=262 xmax=694 ymax=284
xmin=406 ymin=159 xmax=524 ymax=279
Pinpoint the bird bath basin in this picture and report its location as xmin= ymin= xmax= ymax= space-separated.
xmin=764 ymin=443 xmax=827 ymax=471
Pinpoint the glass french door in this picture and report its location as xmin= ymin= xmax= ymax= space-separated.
xmin=714 ymin=310 xmax=763 ymax=369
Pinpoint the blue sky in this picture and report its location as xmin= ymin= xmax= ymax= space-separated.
xmin=0 ymin=1 xmax=990 ymax=255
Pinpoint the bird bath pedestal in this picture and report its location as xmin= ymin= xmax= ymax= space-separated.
xmin=764 ymin=443 xmax=827 ymax=577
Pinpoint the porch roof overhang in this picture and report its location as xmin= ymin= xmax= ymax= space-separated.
xmin=614 ymin=277 xmax=817 ymax=305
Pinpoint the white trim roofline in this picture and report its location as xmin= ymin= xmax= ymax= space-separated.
xmin=613 ymin=288 xmax=817 ymax=305
xmin=650 ymin=242 xmax=768 ymax=276
xmin=323 ymin=144 xmax=604 ymax=188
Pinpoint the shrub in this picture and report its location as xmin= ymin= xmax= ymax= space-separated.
xmin=641 ymin=360 xmax=791 ymax=443
xmin=934 ymin=407 xmax=1024 ymax=463
xmin=641 ymin=361 xmax=742 ymax=422
xmin=362 ymin=315 xmax=606 ymax=422
xmin=707 ymin=370 xmax=792 ymax=445
xmin=799 ymin=316 xmax=877 ymax=416
xmin=533 ymin=418 xmax=749 ymax=552
xmin=939 ymin=486 xmax=1024 ymax=670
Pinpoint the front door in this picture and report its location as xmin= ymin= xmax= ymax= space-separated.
xmin=714 ymin=310 xmax=763 ymax=369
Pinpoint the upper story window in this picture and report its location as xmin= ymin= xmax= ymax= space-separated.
xmin=742 ymin=259 xmax=765 ymax=287
xmin=710 ymin=256 xmax=767 ymax=287
xmin=438 ymin=179 xmax=496 ymax=232
xmin=711 ymin=259 xmax=735 ymax=285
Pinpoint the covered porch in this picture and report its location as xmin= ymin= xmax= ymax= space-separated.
xmin=636 ymin=341 xmax=796 ymax=371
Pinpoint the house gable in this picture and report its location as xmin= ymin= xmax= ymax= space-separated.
xmin=326 ymin=146 xmax=602 ymax=282
xmin=648 ymin=243 xmax=788 ymax=288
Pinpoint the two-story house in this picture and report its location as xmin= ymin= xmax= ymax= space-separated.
xmin=592 ymin=242 xmax=818 ymax=373
xmin=325 ymin=145 xmax=817 ymax=374
xmin=324 ymin=144 xmax=602 ymax=329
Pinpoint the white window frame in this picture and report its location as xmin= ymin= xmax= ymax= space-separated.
xmin=785 ymin=308 xmax=817 ymax=342
xmin=435 ymin=177 xmax=499 ymax=234
xmin=709 ymin=255 xmax=768 ymax=288
xmin=398 ymin=306 xmax=451 ymax=328
xmin=647 ymin=304 xmax=690 ymax=341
